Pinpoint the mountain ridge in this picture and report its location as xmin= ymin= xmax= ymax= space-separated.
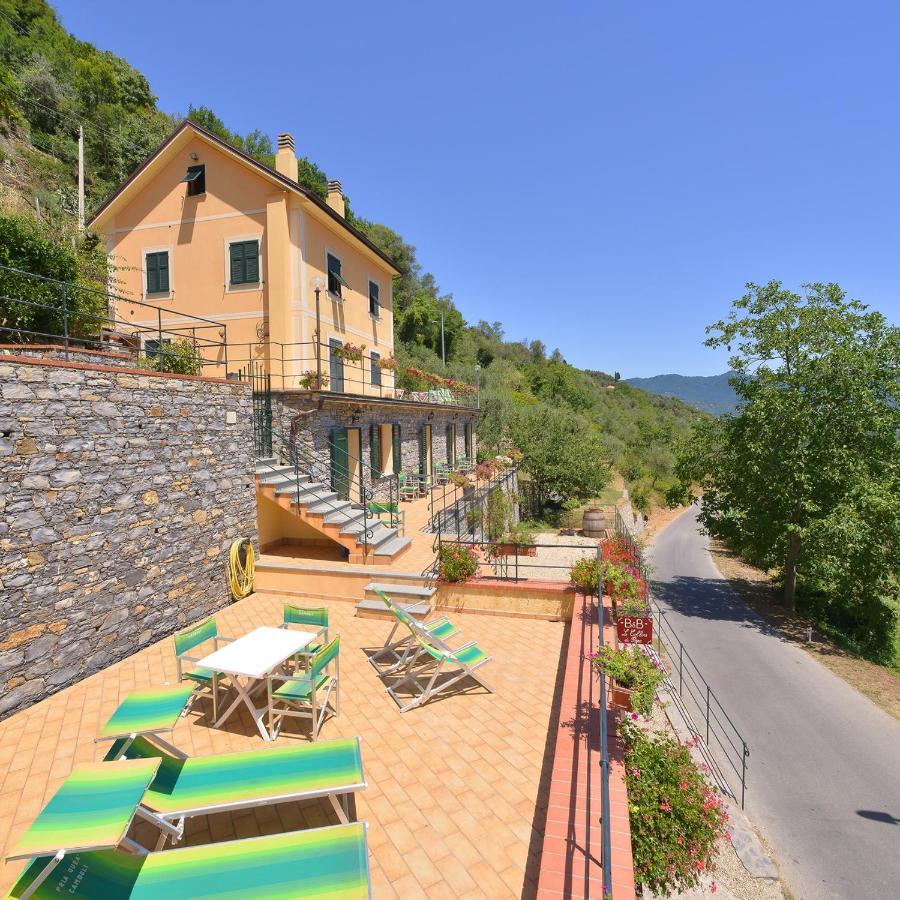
xmin=625 ymin=371 xmax=739 ymax=415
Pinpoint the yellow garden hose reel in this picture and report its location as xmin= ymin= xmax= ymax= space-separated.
xmin=228 ymin=537 xmax=255 ymax=600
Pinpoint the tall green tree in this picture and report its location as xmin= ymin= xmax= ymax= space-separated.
xmin=677 ymin=281 xmax=899 ymax=613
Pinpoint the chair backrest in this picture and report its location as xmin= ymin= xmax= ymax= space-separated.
xmin=174 ymin=617 xmax=217 ymax=657
xmin=373 ymin=588 xmax=394 ymax=610
xmin=283 ymin=604 xmax=328 ymax=629
xmin=311 ymin=636 xmax=341 ymax=677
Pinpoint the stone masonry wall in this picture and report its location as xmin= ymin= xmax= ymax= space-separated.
xmin=0 ymin=357 xmax=257 ymax=719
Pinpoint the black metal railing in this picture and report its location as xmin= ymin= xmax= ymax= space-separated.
xmin=597 ymin=541 xmax=613 ymax=894
xmin=226 ymin=340 xmax=480 ymax=408
xmin=0 ymin=263 xmax=228 ymax=372
xmin=608 ymin=507 xmax=751 ymax=807
xmin=427 ymin=465 xmax=517 ymax=536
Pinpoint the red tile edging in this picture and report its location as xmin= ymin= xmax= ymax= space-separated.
xmin=536 ymin=594 xmax=636 ymax=899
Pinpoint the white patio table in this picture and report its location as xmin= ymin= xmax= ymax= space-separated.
xmin=198 ymin=625 xmax=317 ymax=741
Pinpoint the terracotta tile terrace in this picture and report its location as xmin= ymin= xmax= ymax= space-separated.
xmin=0 ymin=591 xmax=576 ymax=898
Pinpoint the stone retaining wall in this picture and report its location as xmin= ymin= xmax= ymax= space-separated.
xmin=0 ymin=344 xmax=139 ymax=369
xmin=0 ymin=356 xmax=257 ymax=718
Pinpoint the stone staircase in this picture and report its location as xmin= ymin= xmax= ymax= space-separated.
xmin=255 ymin=459 xmax=411 ymax=564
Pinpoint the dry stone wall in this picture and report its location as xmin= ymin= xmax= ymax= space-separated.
xmin=0 ymin=357 xmax=257 ymax=718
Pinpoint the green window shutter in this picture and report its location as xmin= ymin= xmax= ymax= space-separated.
xmin=243 ymin=241 xmax=259 ymax=282
xmin=229 ymin=243 xmax=244 ymax=284
xmin=369 ymin=281 xmax=379 ymax=316
xmin=370 ymin=353 xmax=381 ymax=386
xmin=392 ymin=424 xmax=402 ymax=475
xmin=370 ymin=424 xmax=381 ymax=477
xmin=157 ymin=252 xmax=169 ymax=292
xmin=146 ymin=254 xmax=158 ymax=293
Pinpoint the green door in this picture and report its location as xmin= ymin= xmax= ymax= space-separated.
xmin=446 ymin=424 xmax=455 ymax=467
xmin=330 ymin=428 xmax=349 ymax=499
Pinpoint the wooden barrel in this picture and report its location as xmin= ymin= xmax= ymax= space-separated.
xmin=582 ymin=507 xmax=606 ymax=537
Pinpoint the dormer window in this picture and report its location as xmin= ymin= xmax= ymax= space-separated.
xmin=326 ymin=252 xmax=349 ymax=297
xmin=183 ymin=164 xmax=205 ymax=196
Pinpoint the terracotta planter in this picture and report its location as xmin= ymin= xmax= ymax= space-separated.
xmin=493 ymin=543 xmax=537 ymax=557
xmin=610 ymin=681 xmax=634 ymax=712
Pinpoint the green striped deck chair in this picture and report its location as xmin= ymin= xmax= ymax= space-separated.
xmin=7 ymin=822 xmax=372 ymax=899
xmin=280 ymin=604 xmax=329 ymax=668
xmin=267 ymin=636 xmax=340 ymax=741
xmin=173 ymin=617 xmax=234 ymax=721
xmin=367 ymin=588 xmax=461 ymax=677
xmin=386 ymin=632 xmax=493 ymax=713
xmin=100 ymin=735 xmax=366 ymax=849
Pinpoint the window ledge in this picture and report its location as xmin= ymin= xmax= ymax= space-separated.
xmin=327 ymin=291 xmax=344 ymax=302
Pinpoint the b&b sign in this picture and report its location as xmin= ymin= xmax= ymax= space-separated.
xmin=616 ymin=616 xmax=653 ymax=645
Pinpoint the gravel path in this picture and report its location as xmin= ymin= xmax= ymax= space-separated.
xmin=488 ymin=533 xmax=599 ymax=581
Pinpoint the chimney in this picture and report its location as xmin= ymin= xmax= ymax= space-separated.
xmin=275 ymin=132 xmax=296 ymax=179
xmin=326 ymin=179 xmax=345 ymax=217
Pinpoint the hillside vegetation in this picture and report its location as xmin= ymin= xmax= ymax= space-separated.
xmin=0 ymin=0 xmax=703 ymax=515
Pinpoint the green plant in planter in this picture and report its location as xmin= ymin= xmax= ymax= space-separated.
xmin=570 ymin=556 xmax=602 ymax=595
xmin=504 ymin=522 xmax=534 ymax=545
xmin=590 ymin=645 xmax=663 ymax=716
xmin=297 ymin=370 xmax=329 ymax=390
xmin=613 ymin=595 xmax=651 ymax=619
xmin=449 ymin=471 xmax=471 ymax=489
xmin=485 ymin=486 xmax=512 ymax=542
xmin=618 ymin=719 xmax=728 ymax=895
xmin=602 ymin=559 xmax=647 ymax=603
xmin=438 ymin=544 xmax=479 ymax=582
xmin=465 ymin=506 xmax=482 ymax=533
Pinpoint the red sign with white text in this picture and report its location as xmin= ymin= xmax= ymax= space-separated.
xmin=616 ymin=616 xmax=653 ymax=645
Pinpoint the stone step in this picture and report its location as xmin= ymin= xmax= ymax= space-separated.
xmin=364 ymin=581 xmax=435 ymax=600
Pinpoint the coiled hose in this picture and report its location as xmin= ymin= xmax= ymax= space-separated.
xmin=228 ymin=537 xmax=255 ymax=600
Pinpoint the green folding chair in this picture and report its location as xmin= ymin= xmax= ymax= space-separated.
xmin=268 ymin=636 xmax=340 ymax=741
xmin=8 ymin=822 xmax=372 ymax=899
xmin=173 ymin=617 xmax=233 ymax=721
xmin=280 ymin=603 xmax=329 ymax=669
xmin=368 ymin=588 xmax=461 ymax=676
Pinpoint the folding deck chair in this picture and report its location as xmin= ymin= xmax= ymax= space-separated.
xmin=267 ymin=636 xmax=341 ymax=741
xmin=385 ymin=633 xmax=493 ymax=712
xmin=173 ymin=616 xmax=234 ymax=721
xmin=8 ymin=822 xmax=372 ymax=899
xmin=100 ymin=734 xmax=367 ymax=848
xmin=367 ymin=588 xmax=461 ymax=676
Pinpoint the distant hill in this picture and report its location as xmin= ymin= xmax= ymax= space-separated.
xmin=625 ymin=372 xmax=739 ymax=415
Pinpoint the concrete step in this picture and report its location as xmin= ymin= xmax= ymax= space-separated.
xmin=356 ymin=591 xmax=431 ymax=620
xmin=371 ymin=535 xmax=413 ymax=559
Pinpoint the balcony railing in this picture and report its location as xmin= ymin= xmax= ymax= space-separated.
xmin=226 ymin=340 xmax=480 ymax=408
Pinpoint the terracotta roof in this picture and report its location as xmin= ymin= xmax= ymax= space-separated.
xmin=87 ymin=120 xmax=401 ymax=275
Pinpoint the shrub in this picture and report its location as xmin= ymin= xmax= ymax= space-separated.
xmin=619 ymin=719 xmax=729 ymax=894
xmin=438 ymin=544 xmax=478 ymax=583
xmin=485 ymin=486 xmax=513 ymax=542
xmin=603 ymin=560 xmax=647 ymax=604
xmin=136 ymin=340 xmax=203 ymax=376
xmin=590 ymin=646 xmax=663 ymax=716
xmin=570 ymin=556 xmax=602 ymax=594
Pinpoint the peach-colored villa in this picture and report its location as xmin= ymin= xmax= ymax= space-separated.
xmin=87 ymin=121 xmax=479 ymax=566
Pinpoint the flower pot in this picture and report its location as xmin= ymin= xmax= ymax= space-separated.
xmin=610 ymin=681 xmax=634 ymax=712
xmin=493 ymin=543 xmax=537 ymax=557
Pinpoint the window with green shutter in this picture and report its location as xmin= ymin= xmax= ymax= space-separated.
xmin=229 ymin=240 xmax=259 ymax=285
xmin=327 ymin=253 xmax=349 ymax=297
xmin=146 ymin=251 xmax=169 ymax=294
xmin=368 ymin=280 xmax=380 ymax=317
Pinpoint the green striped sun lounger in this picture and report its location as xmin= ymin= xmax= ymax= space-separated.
xmin=101 ymin=735 xmax=366 ymax=847
xmin=95 ymin=685 xmax=194 ymax=760
xmin=7 ymin=822 xmax=372 ymax=899
xmin=368 ymin=588 xmax=462 ymax=676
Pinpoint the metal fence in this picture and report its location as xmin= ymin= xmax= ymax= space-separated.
xmin=0 ymin=263 xmax=228 ymax=372
xmin=608 ymin=508 xmax=751 ymax=807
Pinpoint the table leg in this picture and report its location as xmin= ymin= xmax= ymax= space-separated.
xmin=214 ymin=676 xmax=272 ymax=741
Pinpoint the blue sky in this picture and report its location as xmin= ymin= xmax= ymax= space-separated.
xmin=55 ymin=0 xmax=900 ymax=377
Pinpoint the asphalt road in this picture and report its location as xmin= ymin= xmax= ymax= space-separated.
xmin=647 ymin=507 xmax=900 ymax=900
